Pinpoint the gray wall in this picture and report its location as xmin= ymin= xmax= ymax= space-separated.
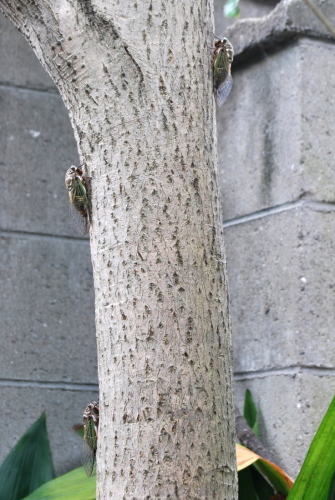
xmin=220 ymin=1 xmax=335 ymax=477
xmin=1 ymin=0 xmax=334 ymax=481
xmin=0 ymin=15 xmax=98 ymax=475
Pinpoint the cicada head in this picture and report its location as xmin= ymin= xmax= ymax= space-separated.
xmin=65 ymin=165 xmax=83 ymax=191
xmin=83 ymin=401 xmax=99 ymax=434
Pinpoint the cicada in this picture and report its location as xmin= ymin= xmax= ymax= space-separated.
xmin=65 ymin=165 xmax=90 ymax=235
xmin=82 ymin=401 xmax=99 ymax=476
xmin=213 ymin=37 xmax=234 ymax=107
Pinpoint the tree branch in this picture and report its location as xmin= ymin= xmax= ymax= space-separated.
xmin=303 ymin=0 xmax=335 ymax=37
xmin=235 ymin=405 xmax=273 ymax=462
xmin=0 ymin=1 xmax=69 ymax=87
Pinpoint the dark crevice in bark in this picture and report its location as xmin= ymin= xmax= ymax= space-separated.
xmin=77 ymin=0 xmax=120 ymax=40
xmin=123 ymin=45 xmax=144 ymax=85
xmin=77 ymin=0 xmax=145 ymax=90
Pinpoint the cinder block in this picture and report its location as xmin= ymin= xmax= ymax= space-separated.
xmin=218 ymin=38 xmax=335 ymax=221
xmin=0 ymin=85 xmax=80 ymax=237
xmin=300 ymin=40 xmax=335 ymax=203
xmin=225 ymin=205 xmax=335 ymax=372
xmin=235 ymin=372 xmax=335 ymax=478
xmin=0 ymin=234 xmax=97 ymax=383
xmin=0 ymin=385 xmax=99 ymax=476
xmin=0 ymin=14 xmax=55 ymax=90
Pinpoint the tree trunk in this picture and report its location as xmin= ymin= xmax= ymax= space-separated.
xmin=0 ymin=0 xmax=237 ymax=497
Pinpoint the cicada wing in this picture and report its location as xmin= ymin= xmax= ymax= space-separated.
xmin=216 ymin=74 xmax=233 ymax=107
xmin=82 ymin=443 xmax=96 ymax=477
xmin=82 ymin=419 xmax=97 ymax=477
xmin=213 ymin=45 xmax=233 ymax=107
xmin=68 ymin=178 xmax=90 ymax=235
xmin=68 ymin=202 xmax=89 ymax=236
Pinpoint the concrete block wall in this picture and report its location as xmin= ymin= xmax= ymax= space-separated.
xmin=0 ymin=15 xmax=98 ymax=475
xmin=219 ymin=1 xmax=335 ymax=477
xmin=2 ymin=0 xmax=334 ymax=482
xmin=0 ymin=0 xmax=280 ymax=478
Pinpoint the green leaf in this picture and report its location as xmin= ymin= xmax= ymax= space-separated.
xmin=328 ymin=469 xmax=335 ymax=500
xmin=243 ymin=389 xmax=259 ymax=437
xmin=238 ymin=467 xmax=260 ymax=500
xmin=0 ymin=412 xmax=54 ymax=500
xmin=237 ymin=444 xmax=293 ymax=494
xmin=22 ymin=467 xmax=96 ymax=500
xmin=239 ymin=465 xmax=276 ymax=500
xmin=287 ymin=395 xmax=335 ymax=500
xmin=254 ymin=460 xmax=291 ymax=495
xmin=223 ymin=0 xmax=240 ymax=18
xmin=249 ymin=465 xmax=276 ymax=500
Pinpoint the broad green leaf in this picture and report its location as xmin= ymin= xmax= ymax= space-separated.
xmin=238 ymin=468 xmax=260 ymax=500
xmin=255 ymin=459 xmax=292 ymax=495
xmin=237 ymin=444 xmax=294 ymax=495
xmin=224 ymin=0 xmax=240 ymax=18
xmin=328 ymin=469 xmax=335 ymax=500
xmin=248 ymin=466 xmax=276 ymax=500
xmin=22 ymin=467 xmax=96 ymax=500
xmin=287 ymin=395 xmax=335 ymax=500
xmin=243 ymin=389 xmax=259 ymax=437
xmin=0 ymin=412 xmax=54 ymax=500
xmin=239 ymin=465 xmax=276 ymax=500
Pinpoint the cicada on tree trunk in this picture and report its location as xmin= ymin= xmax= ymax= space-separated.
xmin=65 ymin=165 xmax=90 ymax=235
xmin=82 ymin=401 xmax=99 ymax=477
xmin=213 ymin=37 xmax=234 ymax=107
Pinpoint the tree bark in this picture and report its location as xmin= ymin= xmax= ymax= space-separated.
xmin=0 ymin=0 xmax=237 ymax=497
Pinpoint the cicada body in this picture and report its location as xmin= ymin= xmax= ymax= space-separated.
xmin=82 ymin=401 xmax=99 ymax=477
xmin=213 ymin=37 xmax=234 ymax=107
xmin=65 ymin=165 xmax=90 ymax=235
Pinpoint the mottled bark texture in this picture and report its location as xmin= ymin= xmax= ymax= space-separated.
xmin=0 ymin=0 xmax=237 ymax=497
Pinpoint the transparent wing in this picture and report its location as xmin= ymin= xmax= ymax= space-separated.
xmin=68 ymin=178 xmax=89 ymax=235
xmin=213 ymin=46 xmax=233 ymax=107
xmin=216 ymin=74 xmax=233 ymax=107
xmin=73 ymin=178 xmax=88 ymax=201
xmin=82 ymin=419 xmax=97 ymax=477
xmin=69 ymin=202 xmax=89 ymax=236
